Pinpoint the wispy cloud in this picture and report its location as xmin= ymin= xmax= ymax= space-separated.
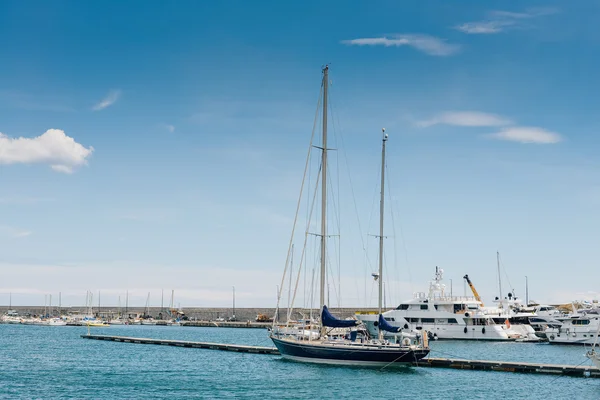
xmin=416 ymin=111 xmax=512 ymax=127
xmin=342 ymin=34 xmax=460 ymax=56
xmin=92 ymin=89 xmax=121 ymax=111
xmin=165 ymin=124 xmax=175 ymax=133
xmin=455 ymin=20 xmax=515 ymax=34
xmin=0 ymin=129 xmax=94 ymax=173
xmin=0 ymin=225 xmax=32 ymax=238
xmin=487 ymin=127 xmax=562 ymax=144
xmin=417 ymin=111 xmax=563 ymax=144
xmin=455 ymin=7 xmax=559 ymax=34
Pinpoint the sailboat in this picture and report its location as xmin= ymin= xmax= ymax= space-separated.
xmin=141 ymin=292 xmax=157 ymax=325
xmin=270 ymin=66 xmax=429 ymax=366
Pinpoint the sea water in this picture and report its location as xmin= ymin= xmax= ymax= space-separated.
xmin=0 ymin=324 xmax=599 ymax=399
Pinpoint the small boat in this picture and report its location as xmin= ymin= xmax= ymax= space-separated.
xmin=546 ymin=309 xmax=600 ymax=345
xmin=82 ymin=317 xmax=109 ymax=327
xmin=44 ymin=318 xmax=67 ymax=326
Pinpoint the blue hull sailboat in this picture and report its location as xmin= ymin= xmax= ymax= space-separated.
xmin=269 ymin=66 xmax=429 ymax=367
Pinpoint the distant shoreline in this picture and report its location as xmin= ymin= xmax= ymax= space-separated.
xmin=0 ymin=306 xmax=378 ymax=321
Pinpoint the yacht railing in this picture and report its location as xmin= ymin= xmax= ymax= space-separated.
xmin=413 ymin=292 xmax=477 ymax=302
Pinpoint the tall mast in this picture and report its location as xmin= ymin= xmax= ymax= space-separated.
xmin=378 ymin=128 xmax=388 ymax=315
xmin=232 ymin=286 xmax=236 ymax=319
xmin=497 ymin=251 xmax=503 ymax=308
xmin=319 ymin=65 xmax=329 ymax=334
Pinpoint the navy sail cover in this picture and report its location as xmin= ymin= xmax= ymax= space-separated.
xmin=321 ymin=305 xmax=359 ymax=328
xmin=378 ymin=314 xmax=401 ymax=333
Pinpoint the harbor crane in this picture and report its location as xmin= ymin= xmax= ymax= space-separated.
xmin=463 ymin=274 xmax=484 ymax=306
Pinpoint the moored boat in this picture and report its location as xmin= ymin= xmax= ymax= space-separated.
xmin=270 ymin=66 xmax=429 ymax=366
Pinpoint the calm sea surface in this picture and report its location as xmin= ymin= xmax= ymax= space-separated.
xmin=1 ymin=324 xmax=599 ymax=399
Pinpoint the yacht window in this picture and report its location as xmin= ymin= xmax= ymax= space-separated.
xmin=422 ymin=318 xmax=435 ymax=323
xmin=420 ymin=305 xmax=428 ymax=310
xmin=540 ymin=307 xmax=549 ymax=311
xmin=447 ymin=318 xmax=458 ymax=324
xmin=454 ymin=304 xmax=464 ymax=313
xmin=434 ymin=305 xmax=438 ymax=310
xmin=384 ymin=317 xmax=395 ymax=322
xmin=573 ymin=319 xmax=590 ymax=325
xmin=397 ymin=304 xmax=409 ymax=310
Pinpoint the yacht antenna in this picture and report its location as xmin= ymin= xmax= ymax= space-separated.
xmin=497 ymin=251 xmax=503 ymax=308
xmin=525 ymin=276 xmax=529 ymax=306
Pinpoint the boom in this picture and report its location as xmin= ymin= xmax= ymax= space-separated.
xmin=463 ymin=274 xmax=484 ymax=306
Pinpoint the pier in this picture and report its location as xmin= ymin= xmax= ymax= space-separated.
xmin=81 ymin=334 xmax=279 ymax=354
xmin=181 ymin=321 xmax=271 ymax=329
xmin=82 ymin=334 xmax=600 ymax=378
xmin=414 ymin=357 xmax=600 ymax=378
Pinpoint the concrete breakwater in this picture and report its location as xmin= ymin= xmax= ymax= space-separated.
xmin=0 ymin=306 xmax=375 ymax=322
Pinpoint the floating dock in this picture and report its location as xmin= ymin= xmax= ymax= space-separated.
xmin=82 ymin=334 xmax=600 ymax=378
xmin=414 ymin=357 xmax=600 ymax=378
xmin=81 ymin=334 xmax=279 ymax=354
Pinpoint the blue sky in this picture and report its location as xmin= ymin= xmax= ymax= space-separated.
xmin=1 ymin=1 xmax=599 ymax=308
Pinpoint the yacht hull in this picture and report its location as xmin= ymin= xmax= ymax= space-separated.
xmin=271 ymin=337 xmax=428 ymax=367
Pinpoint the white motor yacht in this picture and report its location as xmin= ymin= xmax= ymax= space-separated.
xmin=356 ymin=268 xmax=538 ymax=341
xmin=546 ymin=310 xmax=600 ymax=345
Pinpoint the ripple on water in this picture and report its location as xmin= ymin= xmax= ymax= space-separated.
xmin=1 ymin=325 xmax=599 ymax=399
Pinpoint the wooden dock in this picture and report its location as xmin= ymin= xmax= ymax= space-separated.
xmin=82 ymin=335 xmax=600 ymax=378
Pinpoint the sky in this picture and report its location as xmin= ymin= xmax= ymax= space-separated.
xmin=1 ymin=1 xmax=600 ymax=309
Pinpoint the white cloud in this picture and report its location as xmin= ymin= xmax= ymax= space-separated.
xmin=416 ymin=111 xmax=512 ymax=127
xmin=51 ymin=165 xmax=75 ymax=174
xmin=0 ymin=225 xmax=32 ymax=238
xmin=13 ymin=230 xmax=32 ymax=238
xmin=455 ymin=20 xmax=515 ymax=34
xmin=487 ymin=126 xmax=562 ymax=144
xmin=490 ymin=8 xmax=559 ymax=19
xmin=0 ymin=129 xmax=94 ymax=173
xmin=92 ymin=89 xmax=121 ymax=111
xmin=456 ymin=7 xmax=559 ymax=34
xmin=165 ymin=124 xmax=175 ymax=133
xmin=342 ymin=34 xmax=460 ymax=56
